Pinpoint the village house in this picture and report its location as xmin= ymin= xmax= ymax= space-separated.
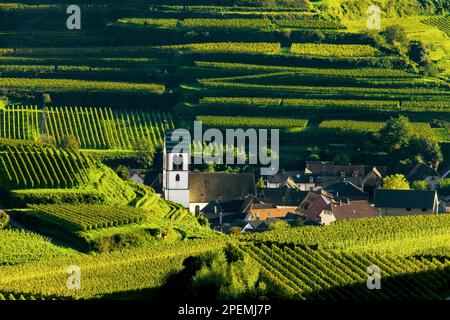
xmin=407 ymin=163 xmax=441 ymax=190
xmin=374 ymin=189 xmax=441 ymax=216
xmin=305 ymin=161 xmax=386 ymax=197
xmin=324 ymin=179 xmax=369 ymax=201
xmin=265 ymin=171 xmax=317 ymax=191
xmin=244 ymin=207 xmax=301 ymax=221
xmin=297 ymin=189 xmax=377 ymax=225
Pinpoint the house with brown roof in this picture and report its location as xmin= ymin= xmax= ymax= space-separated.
xmin=297 ymin=189 xmax=378 ymax=225
xmin=317 ymin=200 xmax=379 ymax=225
xmin=245 ymin=207 xmax=301 ymax=221
xmin=189 ymin=172 xmax=256 ymax=214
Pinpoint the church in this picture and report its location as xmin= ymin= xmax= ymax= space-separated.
xmin=161 ymin=132 xmax=256 ymax=213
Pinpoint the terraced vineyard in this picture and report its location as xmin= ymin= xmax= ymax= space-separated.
xmin=239 ymin=243 xmax=450 ymax=300
xmin=0 ymin=106 xmax=174 ymax=149
xmin=0 ymin=145 xmax=93 ymax=189
xmin=0 ymin=0 xmax=449 ymax=303
xmin=28 ymin=204 xmax=149 ymax=231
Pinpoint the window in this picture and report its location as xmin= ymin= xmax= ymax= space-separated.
xmin=406 ymin=208 xmax=411 ymax=212
xmin=173 ymin=154 xmax=183 ymax=170
xmin=175 ymin=174 xmax=180 ymax=182
xmin=195 ymin=205 xmax=200 ymax=214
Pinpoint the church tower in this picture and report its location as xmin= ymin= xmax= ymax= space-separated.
xmin=163 ymin=131 xmax=190 ymax=208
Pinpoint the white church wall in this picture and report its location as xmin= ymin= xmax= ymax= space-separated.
xmin=165 ymin=190 xmax=190 ymax=208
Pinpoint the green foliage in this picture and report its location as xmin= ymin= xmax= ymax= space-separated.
xmin=256 ymin=177 xmax=266 ymax=189
xmin=192 ymin=248 xmax=264 ymax=300
xmin=332 ymin=152 xmax=351 ymax=165
xmin=379 ymin=115 xmax=413 ymax=151
xmin=269 ymin=220 xmax=290 ymax=231
xmin=0 ymin=105 xmax=174 ymax=150
xmin=241 ymin=214 xmax=450 ymax=254
xmin=0 ymin=210 xmax=10 ymax=229
xmin=0 ymin=228 xmax=77 ymax=265
xmin=383 ymin=174 xmax=410 ymax=190
xmin=438 ymin=178 xmax=450 ymax=196
xmin=61 ymin=135 xmax=80 ymax=151
xmin=383 ymin=25 xmax=408 ymax=45
xmin=115 ymin=165 xmax=130 ymax=181
xmin=41 ymin=93 xmax=51 ymax=105
xmin=0 ymin=238 xmax=226 ymax=299
xmin=0 ymin=78 xmax=164 ymax=94
xmin=290 ymin=43 xmax=380 ymax=57
xmin=28 ymin=204 xmax=149 ymax=232
xmin=240 ymin=242 xmax=450 ymax=299
xmin=160 ymin=42 xmax=281 ymax=54
xmin=197 ymin=115 xmax=308 ymax=129
xmin=412 ymin=180 xmax=429 ymax=191
xmin=0 ymin=145 xmax=94 ymax=189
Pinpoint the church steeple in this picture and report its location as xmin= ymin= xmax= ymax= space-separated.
xmin=162 ymin=131 xmax=190 ymax=208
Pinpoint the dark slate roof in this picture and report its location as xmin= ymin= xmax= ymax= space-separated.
xmin=267 ymin=171 xmax=303 ymax=184
xmin=150 ymin=173 xmax=163 ymax=193
xmin=305 ymin=161 xmax=334 ymax=175
xmin=259 ymin=187 xmax=309 ymax=207
xmin=202 ymin=211 xmax=244 ymax=227
xmin=324 ymin=179 xmax=369 ymax=201
xmin=407 ymin=163 xmax=440 ymax=181
xmin=201 ymin=200 xmax=246 ymax=214
xmin=189 ymin=172 xmax=255 ymax=203
xmin=374 ymin=189 xmax=437 ymax=209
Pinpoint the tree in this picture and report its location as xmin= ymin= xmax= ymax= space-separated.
xmin=383 ymin=174 xmax=410 ymax=190
xmin=0 ymin=211 xmax=9 ymax=229
xmin=115 ymin=165 xmax=130 ymax=181
xmin=422 ymin=61 xmax=440 ymax=77
xmin=133 ymin=138 xmax=155 ymax=169
xmin=412 ymin=180 xmax=429 ymax=191
xmin=383 ymin=25 xmax=408 ymax=45
xmin=42 ymin=93 xmax=52 ymax=105
xmin=333 ymin=152 xmax=351 ymax=165
xmin=39 ymin=134 xmax=55 ymax=145
xmin=61 ymin=135 xmax=80 ymax=151
xmin=407 ymin=136 xmax=442 ymax=166
xmin=408 ymin=41 xmax=429 ymax=65
xmin=378 ymin=115 xmax=413 ymax=152
xmin=438 ymin=179 xmax=450 ymax=196
xmin=256 ymin=177 xmax=266 ymax=189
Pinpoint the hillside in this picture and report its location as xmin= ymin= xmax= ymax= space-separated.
xmin=0 ymin=0 xmax=449 ymax=303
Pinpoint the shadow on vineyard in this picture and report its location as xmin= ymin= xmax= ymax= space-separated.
xmin=304 ymin=267 xmax=450 ymax=300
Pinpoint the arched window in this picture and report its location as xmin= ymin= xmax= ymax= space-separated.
xmin=175 ymin=174 xmax=180 ymax=182
xmin=173 ymin=154 xmax=183 ymax=170
xmin=195 ymin=205 xmax=200 ymax=214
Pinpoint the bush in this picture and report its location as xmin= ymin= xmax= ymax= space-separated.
xmin=412 ymin=180 xmax=429 ymax=191
xmin=115 ymin=165 xmax=130 ymax=181
xmin=383 ymin=25 xmax=408 ymax=45
xmin=61 ymin=135 xmax=80 ymax=151
xmin=383 ymin=174 xmax=410 ymax=190
xmin=0 ymin=211 xmax=10 ymax=229
xmin=42 ymin=93 xmax=51 ymax=105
